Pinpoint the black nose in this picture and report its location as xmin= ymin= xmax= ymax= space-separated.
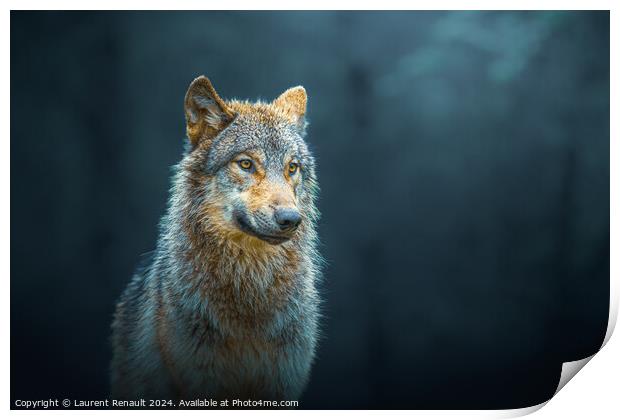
xmin=274 ymin=208 xmax=302 ymax=231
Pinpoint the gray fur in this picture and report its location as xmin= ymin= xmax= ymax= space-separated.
xmin=111 ymin=91 xmax=321 ymax=403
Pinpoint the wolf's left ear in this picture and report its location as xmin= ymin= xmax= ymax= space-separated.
xmin=184 ymin=76 xmax=235 ymax=147
xmin=273 ymin=86 xmax=307 ymax=135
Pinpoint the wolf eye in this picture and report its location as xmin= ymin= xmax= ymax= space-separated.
xmin=288 ymin=162 xmax=299 ymax=175
xmin=238 ymin=159 xmax=253 ymax=171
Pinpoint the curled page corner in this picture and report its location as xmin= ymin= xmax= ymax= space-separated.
xmin=550 ymin=272 xmax=618 ymax=398
xmin=554 ymin=355 xmax=595 ymax=396
xmin=495 ymin=356 xmax=596 ymax=419
xmin=499 ymin=286 xmax=617 ymax=417
xmin=548 ymin=287 xmax=616 ymax=400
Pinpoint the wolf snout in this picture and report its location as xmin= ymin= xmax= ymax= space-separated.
xmin=273 ymin=207 xmax=302 ymax=231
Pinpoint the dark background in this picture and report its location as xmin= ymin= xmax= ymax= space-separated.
xmin=11 ymin=11 xmax=609 ymax=409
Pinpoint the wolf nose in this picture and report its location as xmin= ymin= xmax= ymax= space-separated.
xmin=274 ymin=208 xmax=302 ymax=231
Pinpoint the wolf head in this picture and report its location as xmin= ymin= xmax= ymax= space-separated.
xmin=180 ymin=76 xmax=318 ymax=247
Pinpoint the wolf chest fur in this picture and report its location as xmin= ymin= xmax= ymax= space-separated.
xmin=111 ymin=76 xmax=321 ymax=401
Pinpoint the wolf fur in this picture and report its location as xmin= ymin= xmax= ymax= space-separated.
xmin=110 ymin=76 xmax=321 ymax=402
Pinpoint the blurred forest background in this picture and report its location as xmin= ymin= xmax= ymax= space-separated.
xmin=11 ymin=11 xmax=609 ymax=409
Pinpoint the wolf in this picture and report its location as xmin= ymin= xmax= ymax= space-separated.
xmin=110 ymin=76 xmax=321 ymax=402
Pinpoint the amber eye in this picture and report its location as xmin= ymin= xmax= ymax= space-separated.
xmin=288 ymin=162 xmax=299 ymax=175
xmin=238 ymin=159 xmax=253 ymax=171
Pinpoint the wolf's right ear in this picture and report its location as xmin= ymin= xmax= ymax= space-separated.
xmin=184 ymin=76 xmax=235 ymax=147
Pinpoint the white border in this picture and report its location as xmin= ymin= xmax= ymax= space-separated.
xmin=4 ymin=2 xmax=616 ymax=419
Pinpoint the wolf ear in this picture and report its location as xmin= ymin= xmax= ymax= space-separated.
xmin=184 ymin=76 xmax=235 ymax=146
xmin=273 ymin=86 xmax=307 ymax=134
